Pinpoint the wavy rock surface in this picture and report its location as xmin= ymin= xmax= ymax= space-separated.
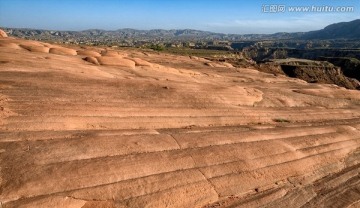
xmin=1 ymin=35 xmax=360 ymax=208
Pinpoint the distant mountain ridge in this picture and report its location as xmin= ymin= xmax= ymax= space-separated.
xmin=2 ymin=27 xmax=302 ymax=41
xmin=2 ymin=19 xmax=359 ymax=41
xmin=302 ymin=19 xmax=360 ymax=40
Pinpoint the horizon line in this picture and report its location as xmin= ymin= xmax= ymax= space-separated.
xmin=1 ymin=18 xmax=358 ymax=36
xmin=0 ymin=26 xmax=313 ymax=36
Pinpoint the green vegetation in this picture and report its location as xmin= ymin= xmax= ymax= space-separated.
xmin=149 ymin=44 xmax=165 ymax=51
xmin=162 ymin=47 xmax=231 ymax=58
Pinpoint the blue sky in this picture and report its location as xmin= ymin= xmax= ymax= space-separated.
xmin=0 ymin=0 xmax=359 ymax=34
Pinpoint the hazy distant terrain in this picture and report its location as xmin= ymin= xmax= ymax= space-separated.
xmin=4 ymin=19 xmax=359 ymax=42
xmin=302 ymin=19 xmax=360 ymax=40
xmin=3 ymin=27 xmax=303 ymax=42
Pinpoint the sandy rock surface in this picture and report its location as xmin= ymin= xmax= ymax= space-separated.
xmin=0 ymin=29 xmax=8 ymax=38
xmin=1 ymin=36 xmax=360 ymax=208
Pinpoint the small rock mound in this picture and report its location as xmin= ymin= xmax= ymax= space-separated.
xmin=0 ymin=29 xmax=8 ymax=38
xmin=101 ymin=50 xmax=122 ymax=57
xmin=77 ymin=50 xmax=101 ymax=57
xmin=221 ymin=62 xmax=234 ymax=68
xmin=20 ymin=44 xmax=50 ymax=53
xmin=0 ymin=42 xmax=23 ymax=50
xmin=49 ymin=47 xmax=77 ymax=56
xmin=125 ymin=57 xmax=153 ymax=67
xmin=96 ymin=56 xmax=135 ymax=68
xmin=205 ymin=62 xmax=233 ymax=68
xmin=189 ymin=56 xmax=200 ymax=60
xmin=83 ymin=57 xmax=100 ymax=65
xmin=189 ymin=56 xmax=208 ymax=62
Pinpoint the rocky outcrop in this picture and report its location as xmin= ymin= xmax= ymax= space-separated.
xmin=318 ymin=57 xmax=360 ymax=81
xmin=281 ymin=64 xmax=358 ymax=89
xmin=260 ymin=59 xmax=360 ymax=89
xmin=245 ymin=46 xmax=360 ymax=89
xmin=244 ymin=47 xmax=360 ymax=62
xmin=0 ymin=29 xmax=8 ymax=38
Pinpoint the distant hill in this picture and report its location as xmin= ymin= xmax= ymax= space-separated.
xmin=2 ymin=19 xmax=359 ymax=41
xmin=302 ymin=19 xmax=360 ymax=40
xmin=2 ymin=27 xmax=304 ymax=42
